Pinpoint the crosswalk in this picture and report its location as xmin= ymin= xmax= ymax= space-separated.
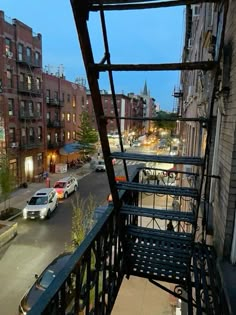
xmin=114 ymin=160 xmax=145 ymax=166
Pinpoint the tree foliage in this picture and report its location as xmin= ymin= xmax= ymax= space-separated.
xmin=75 ymin=111 xmax=98 ymax=154
xmin=0 ymin=154 xmax=16 ymax=210
xmin=154 ymin=111 xmax=177 ymax=132
xmin=67 ymin=194 xmax=97 ymax=252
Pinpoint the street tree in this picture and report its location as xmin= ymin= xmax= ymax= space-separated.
xmin=75 ymin=111 xmax=98 ymax=156
xmin=155 ymin=111 xmax=177 ymax=134
xmin=0 ymin=154 xmax=16 ymax=211
xmin=67 ymin=193 xmax=97 ymax=252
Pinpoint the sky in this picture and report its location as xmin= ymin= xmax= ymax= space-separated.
xmin=1 ymin=0 xmax=185 ymax=111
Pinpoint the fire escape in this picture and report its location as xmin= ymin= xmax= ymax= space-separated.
xmin=28 ymin=1 xmax=229 ymax=315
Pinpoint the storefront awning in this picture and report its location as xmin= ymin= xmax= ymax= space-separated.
xmin=59 ymin=143 xmax=80 ymax=155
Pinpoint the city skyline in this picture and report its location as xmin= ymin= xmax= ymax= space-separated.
xmin=1 ymin=0 xmax=185 ymax=111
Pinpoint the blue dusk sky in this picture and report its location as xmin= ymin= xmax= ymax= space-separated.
xmin=1 ymin=0 xmax=185 ymax=111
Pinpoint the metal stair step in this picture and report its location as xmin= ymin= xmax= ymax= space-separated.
xmin=126 ymin=225 xmax=193 ymax=243
xmin=124 ymin=225 xmax=193 ymax=283
xmin=116 ymin=181 xmax=199 ymax=198
xmin=110 ymin=152 xmax=204 ymax=166
xmin=120 ymin=204 xmax=195 ymax=223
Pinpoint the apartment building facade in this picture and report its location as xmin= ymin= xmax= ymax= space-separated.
xmin=0 ymin=11 xmax=87 ymax=184
xmin=86 ymin=90 xmax=147 ymax=139
xmin=180 ymin=2 xmax=236 ymax=311
xmin=43 ymin=72 xmax=86 ymax=169
xmin=0 ymin=10 xmax=44 ymax=184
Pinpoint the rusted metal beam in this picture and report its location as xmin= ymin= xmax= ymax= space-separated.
xmin=89 ymin=0 xmax=220 ymax=12
xmin=89 ymin=61 xmax=217 ymax=72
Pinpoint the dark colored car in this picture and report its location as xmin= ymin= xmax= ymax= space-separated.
xmin=19 ymin=252 xmax=72 ymax=315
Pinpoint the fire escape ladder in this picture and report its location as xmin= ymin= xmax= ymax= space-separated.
xmin=71 ymin=0 xmax=229 ymax=313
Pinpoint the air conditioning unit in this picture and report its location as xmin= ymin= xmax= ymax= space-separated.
xmin=6 ymin=51 xmax=13 ymax=59
xmin=11 ymin=142 xmax=18 ymax=148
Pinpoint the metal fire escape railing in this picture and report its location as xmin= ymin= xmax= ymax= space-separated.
xmin=27 ymin=1 xmax=229 ymax=315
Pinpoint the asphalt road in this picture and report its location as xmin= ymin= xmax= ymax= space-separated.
xmin=0 ymin=171 xmax=109 ymax=315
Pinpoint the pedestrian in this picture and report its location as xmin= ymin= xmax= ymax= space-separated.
xmin=167 ymin=220 xmax=174 ymax=231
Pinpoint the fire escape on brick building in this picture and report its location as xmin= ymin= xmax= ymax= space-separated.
xmin=28 ymin=1 xmax=230 ymax=314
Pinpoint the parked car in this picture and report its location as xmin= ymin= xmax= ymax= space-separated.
xmin=18 ymin=252 xmax=73 ymax=315
xmin=132 ymin=140 xmax=141 ymax=147
xmin=22 ymin=188 xmax=58 ymax=220
xmin=95 ymin=160 xmax=106 ymax=172
xmin=53 ymin=176 xmax=78 ymax=199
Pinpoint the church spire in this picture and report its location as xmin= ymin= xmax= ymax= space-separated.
xmin=143 ymin=80 xmax=148 ymax=96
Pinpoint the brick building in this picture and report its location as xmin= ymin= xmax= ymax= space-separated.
xmin=0 ymin=11 xmax=86 ymax=184
xmin=43 ymin=72 xmax=86 ymax=169
xmin=0 ymin=10 xmax=44 ymax=184
xmin=86 ymin=90 xmax=145 ymax=139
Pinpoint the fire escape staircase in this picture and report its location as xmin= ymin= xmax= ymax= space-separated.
xmin=71 ymin=0 xmax=228 ymax=313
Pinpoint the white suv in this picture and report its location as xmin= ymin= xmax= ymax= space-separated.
xmin=53 ymin=176 xmax=78 ymax=199
xmin=95 ymin=160 xmax=106 ymax=172
xmin=23 ymin=188 xmax=58 ymax=220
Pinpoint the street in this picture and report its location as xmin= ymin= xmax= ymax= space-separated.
xmin=0 ymin=171 xmax=109 ymax=315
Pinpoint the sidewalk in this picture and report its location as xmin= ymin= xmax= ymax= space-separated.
xmin=0 ymin=162 xmax=92 ymax=214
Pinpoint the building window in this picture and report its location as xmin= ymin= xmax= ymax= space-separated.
xmin=20 ymin=101 xmax=25 ymax=117
xmin=47 ymin=133 xmax=51 ymax=143
xmin=19 ymin=73 xmax=24 ymax=89
xmin=72 ymin=131 xmax=76 ymax=140
xmin=62 ymin=132 xmax=65 ymax=142
xmin=6 ymin=69 xmax=13 ymax=88
xmin=67 ymin=113 xmax=71 ymax=122
xmin=29 ymin=102 xmax=34 ymax=117
xmin=54 ymin=111 xmax=59 ymax=121
xmin=36 ymin=102 xmax=41 ymax=117
xmin=38 ymin=127 xmax=42 ymax=141
xmin=55 ymin=132 xmax=58 ymax=143
xmin=37 ymin=153 xmax=43 ymax=167
xmin=36 ymin=78 xmax=41 ymax=91
xmin=18 ymin=43 xmax=23 ymax=61
xmin=46 ymin=112 xmax=51 ymax=121
xmin=61 ymin=113 xmax=65 ymax=121
xmin=5 ymin=38 xmax=11 ymax=55
xmin=27 ymin=75 xmax=32 ymax=90
xmin=8 ymin=99 xmax=14 ymax=116
xmin=82 ymin=96 xmax=85 ymax=106
xmin=9 ymin=127 xmax=16 ymax=142
xmin=67 ymin=94 xmax=70 ymax=102
xmin=67 ymin=131 xmax=71 ymax=140
xmin=29 ymin=127 xmax=34 ymax=142
xmin=26 ymin=47 xmax=31 ymax=62
xmin=35 ymin=52 xmax=40 ymax=66
xmin=72 ymin=95 xmax=76 ymax=107
xmin=72 ymin=114 xmax=76 ymax=124
xmin=54 ymin=91 xmax=59 ymax=103
xmin=21 ymin=128 xmax=26 ymax=137
xmin=62 ymin=92 xmax=65 ymax=102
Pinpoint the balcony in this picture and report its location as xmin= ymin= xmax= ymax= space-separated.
xmin=20 ymin=139 xmax=43 ymax=150
xmin=16 ymin=56 xmax=41 ymax=68
xmin=27 ymin=165 xmax=224 ymax=315
xmin=46 ymin=97 xmax=64 ymax=107
xmin=47 ymin=119 xmax=65 ymax=128
xmin=47 ymin=140 xmax=65 ymax=149
xmin=18 ymin=82 xmax=42 ymax=96
xmin=19 ymin=111 xmax=42 ymax=120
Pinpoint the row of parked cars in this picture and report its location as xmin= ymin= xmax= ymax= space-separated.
xmin=22 ymin=175 xmax=78 ymax=220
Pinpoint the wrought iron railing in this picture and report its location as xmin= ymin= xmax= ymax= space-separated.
xmin=27 ymin=202 xmax=125 ymax=315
